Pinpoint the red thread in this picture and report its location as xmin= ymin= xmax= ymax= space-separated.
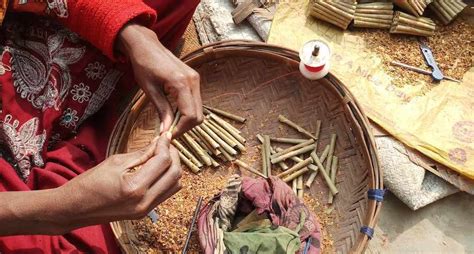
xmin=304 ymin=64 xmax=325 ymax=72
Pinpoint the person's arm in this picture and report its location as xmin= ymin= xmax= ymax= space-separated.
xmin=0 ymin=133 xmax=182 ymax=236
xmin=0 ymin=188 xmax=70 ymax=235
xmin=8 ymin=0 xmax=202 ymax=155
xmin=9 ymin=1 xmax=203 ymax=136
xmin=117 ymin=23 xmax=203 ymax=137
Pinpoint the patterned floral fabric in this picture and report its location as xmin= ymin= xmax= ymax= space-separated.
xmin=198 ymin=176 xmax=322 ymax=254
xmin=0 ymin=17 xmax=123 ymax=181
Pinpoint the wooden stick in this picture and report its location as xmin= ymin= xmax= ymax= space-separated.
xmin=315 ymin=1 xmax=355 ymax=20
xmin=261 ymin=137 xmax=267 ymax=177
xmin=277 ymin=157 xmax=313 ymax=178
xmin=398 ymin=15 xmax=435 ymax=30
xmin=194 ymin=126 xmax=220 ymax=149
xmin=207 ymin=119 xmax=246 ymax=151
xmin=203 ymin=121 xmax=238 ymax=148
xmin=314 ymin=120 xmax=322 ymax=151
xmin=203 ymin=105 xmax=246 ymax=123
xmin=235 ymin=159 xmax=267 ymax=178
xmin=430 ymin=0 xmax=466 ymax=24
xmin=325 ymin=134 xmax=337 ymax=177
xmin=314 ymin=120 xmax=322 ymax=136
xmin=397 ymin=11 xmax=435 ymax=25
xmin=311 ymin=151 xmax=338 ymax=195
xmin=270 ymin=137 xmax=309 ymax=144
xmin=172 ymin=139 xmax=203 ymax=167
xmin=438 ymin=0 xmax=456 ymax=17
xmin=200 ymin=124 xmax=238 ymax=155
xmin=355 ymin=13 xmax=394 ymax=20
xmin=432 ymin=1 xmax=452 ymax=21
xmin=178 ymin=151 xmax=201 ymax=173
xmin=276 ymin=147 xmax=319 ymax=172
xmin=257 ymin=135 xmax=289 ymax=170
xmin=182 ymin=133 xmax=212 ymax=166
xmin=297 ymin=176 xmax=304 ymax=199
xmin=207 ymin=113 xmax=241 ymax=134
xmin=292 ymin=179 xmax=298 ymax=194
xmin=391 ymin=24 xmax=434 ymax=36
xmin=430 ymin=4 xmax=450 ymax=24
xmin=218 ymin=146 xmax=235 ymax=161
xmin=208 ymin=114 xmax=245 ymax=143
xmin=390 ymin=61 xmax=461 ymax=82
xmin=355 ymin=8 xmax=394 ymax=14
xmin=297 ymin=175 xmax=304 ymax=190
xmin=282 ymin=167 xmax=311 ymax=182
xmin=354 ymin=20 xmax=392 ymax=28
xmin=190 ymin=129 xmax=221 ymax=156
xmin=278 ymin=115 xmax=317 ymax=140
xmin=393 ymin=0 xmax=419 ymax=16
xmin=271 ymin=144 xmax=316 ymax=164
xmin=264 ymin=135 xmax=272 ymax=176
xmin=170 ymin=111 xmax=180 ymax=133
xmin=311 ymin=7 xmax=349 ymax=29
xmin=305 ymin=145 xmax=331 ymax=188
xmin=210 ymin=156 xmax=220 ymax=168
xmin=409 ymin=0 xmax=423 ymax=15
xmin=327 ymin=156 xmax=339 ymax=204
xmin=182 ymin=197 xmax=203 ymax=254
xmin=298 ymin=188 xmax=304 ymax=199
xmin=270 ymin=139 xmax=315 ymax=159
xmin=390 ymin=11 xmax=435 ymax=36
xmin=357 ymin=2 xmax=393 ymax=9
xmin=271 ymin=150 xmax=290 ymax=170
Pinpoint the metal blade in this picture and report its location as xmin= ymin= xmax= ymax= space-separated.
xmin=420 ymin=43 xmax=444 ymax=82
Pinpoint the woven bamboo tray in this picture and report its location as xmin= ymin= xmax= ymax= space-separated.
xmin=107 ymin=40 xmax=383 ymax=253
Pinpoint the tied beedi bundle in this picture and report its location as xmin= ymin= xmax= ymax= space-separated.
xmin=354 ymin=2 xmax=394 ymax=29
xmin=393 ymin=0 xmax=432 ymax=17
xmin=430 ymin=0 xmax=467 ymax=25
xmin=310 ymin=0 xmax=357 ymax=30
xmin=390 ymin=11 xmax=436 ymax=37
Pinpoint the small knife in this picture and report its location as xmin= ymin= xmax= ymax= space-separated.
xmin=147 ymin=209 xmax=158 ymax=223
xmin=420 ymin=43 xmax=444 ymax=82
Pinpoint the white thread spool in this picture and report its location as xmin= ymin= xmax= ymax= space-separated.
xmin=299 ymin=40 xmax=331 ymax=80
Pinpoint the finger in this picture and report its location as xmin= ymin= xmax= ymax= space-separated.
xmin=134 ymin=132 xmax=172 ymax=186
xmin=151 ymin=87 xmax=174 ymax=133
xmin=189 ymin=72 xmax=204 ymax=124
xmin=145 ymin=146 xmax=182 ymax=204
xmin=172 ymin=86 xmax=198 ymax=137
xmin=154 ymin=131 xmax=172 ymax=155
xmin=123 ymin=140 xmax=159 ymax=169
xmin=150 ymin=183 xmax=181 ymax=208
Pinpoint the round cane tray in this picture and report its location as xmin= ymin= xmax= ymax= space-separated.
xmin=107 ymin=40 xmax=382 ymax=254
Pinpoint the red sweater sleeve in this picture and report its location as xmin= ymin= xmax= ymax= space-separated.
xmin=63 ymin=0 xmax=157 ymax=60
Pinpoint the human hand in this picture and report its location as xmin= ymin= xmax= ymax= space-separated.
xmin=117 ymin=23 xmax=203 ymax=138
xmin=58 ymin=132 xmax=182 ymax=230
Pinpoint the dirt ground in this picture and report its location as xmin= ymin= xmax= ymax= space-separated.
xmin=367 ymin=191 xmax=474 ymax=254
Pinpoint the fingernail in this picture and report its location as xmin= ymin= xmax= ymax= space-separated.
xmin=159 ymin=122 xmax=164 ymax=133
xmin=166 ymin=131 xmax=172 ymax=140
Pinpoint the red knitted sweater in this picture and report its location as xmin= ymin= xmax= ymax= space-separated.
xmin=9 ymin=0 xmax=157 ymax=60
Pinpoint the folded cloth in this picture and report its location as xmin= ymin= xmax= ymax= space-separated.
xmin=197 ymin=176 xmax=322 ymax=254
xmin=223 ymin=219 xmax=301 ymax=254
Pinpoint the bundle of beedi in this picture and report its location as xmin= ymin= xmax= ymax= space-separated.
xmin=197 ymin=175 xmax=322 ymax=254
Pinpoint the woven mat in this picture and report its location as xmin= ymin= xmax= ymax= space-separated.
xmin=175 ymin=20 xmax=202 ymax=57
